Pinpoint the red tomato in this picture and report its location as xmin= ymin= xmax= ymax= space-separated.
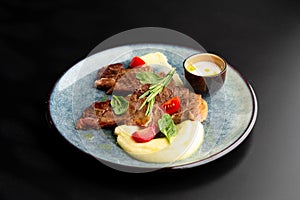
xmin=129 ymin=56 xmax=145 ymax=68
xmin=161 ymin=97 xmax=181 ymax=115
xmin=132 ymin=125 xmax=158 ymax=143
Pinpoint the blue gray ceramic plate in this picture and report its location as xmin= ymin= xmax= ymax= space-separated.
xmin=49 ymin=44 xmax=258 ymax=171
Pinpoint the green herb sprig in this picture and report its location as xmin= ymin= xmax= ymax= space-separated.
xmin=136 ymin=68 xmax=176 ymax=116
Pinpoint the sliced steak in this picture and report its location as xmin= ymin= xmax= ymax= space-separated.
xmin=94 ymin=63 xmax=126 ymax=94
xmin=75 ymin=101 xmax=106 ymax=130
xmin=113 ymin=65 xmax=153 ymax=95
xmin=76 ymin=84 xmax=207 ymax=130
xmin=75 ymin=93 xmax=152 ymax=130
xmin=123 ymin=86 xmax=151 ymax=127
xmin=187 ymin=93 xmax=201 ymax=119
xmin=94 ymin=64 xmax=153 ymax=95
xmin=77 ymin=64 xmax=208 ymax=130
xmin=154 ymin=85 xmax=206 ymax=123
xmin=155 ymin=87 xmax=173 ymax=104
xmin=75 ymin=100 xmax=130 ymax=130
xmin=171 ymin=86 xmax=190 ymax=124
xmin=76 ymin=85 xmax=207 ymax=130
xmin=94 ymin=78 xmax=116 ymax=91
xmin=96 ymin=63 xmax=124 ymax=79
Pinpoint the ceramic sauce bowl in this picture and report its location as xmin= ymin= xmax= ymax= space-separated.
xmin=184 ymin=53 xmax=227 ymax=95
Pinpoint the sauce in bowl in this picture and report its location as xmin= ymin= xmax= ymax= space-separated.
xmin=186 ymin=61 xmax=222 ymax=76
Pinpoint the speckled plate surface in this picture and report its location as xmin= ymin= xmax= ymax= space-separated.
xmin=49 ymin=44 xmax=258 ymax=172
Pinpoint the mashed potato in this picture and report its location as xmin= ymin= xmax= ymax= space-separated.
xmin=115 ymin=120 xmax=204 ymax=163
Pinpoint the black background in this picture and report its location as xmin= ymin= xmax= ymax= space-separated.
xmin=1 ymin=0 xmax=300 ymax=199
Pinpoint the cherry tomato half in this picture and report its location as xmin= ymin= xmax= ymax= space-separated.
xmin=129 ymin=56 xmax=145 ymax=68
xmin=161 ymin=96 xmax=181 ymax=115
xmin=132 ymin=125 xmax=158 ymax=143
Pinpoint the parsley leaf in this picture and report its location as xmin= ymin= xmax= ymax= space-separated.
xmin=136 ymin=71 xmax=163 ymax=85
xmin=110 ymin=95 xmax=128 ymax=115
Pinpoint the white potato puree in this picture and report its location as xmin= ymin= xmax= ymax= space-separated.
xmin=114 ymin=120 xmax=204 ymax=163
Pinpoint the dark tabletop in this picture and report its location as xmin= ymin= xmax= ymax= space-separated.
xmin=1 ymin=0 xmax=300 ymax=199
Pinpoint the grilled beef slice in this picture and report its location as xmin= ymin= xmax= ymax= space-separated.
xmin=75 ymin=100 xmax=129 ymax=130
xmin=75 ymin=85 xmax=207 ymax=130
xmin=112 ymin=65 xmax=153 ymax=95
xmin=94 ymin=63 xmax=126 ymax=94
xmin=77 ymin=64 xmax=207 ymax=130
xmin=75 ymin=92 xmax=152 ymax=130
xmin=94 ymin=64 xmax=153 ymax=95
